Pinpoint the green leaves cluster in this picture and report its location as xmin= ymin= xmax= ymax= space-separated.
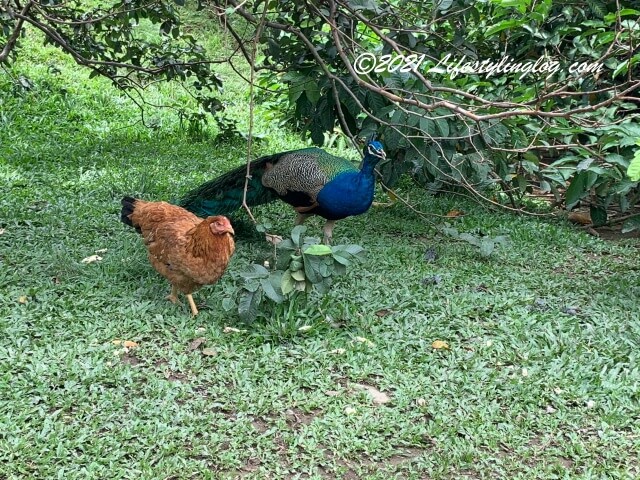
xmin=225 ymin=0 xmax=640 ymax=221
xmin=441 ymin=226 xmax=510 ymax=258
xmin=1 ymin=0 xmax=223 ymax=126
xmin=223 ymin=226 xmax=365 ymax=324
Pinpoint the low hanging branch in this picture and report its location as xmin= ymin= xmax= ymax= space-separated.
xmin=210 ymin=0 xmax=640 ymax=222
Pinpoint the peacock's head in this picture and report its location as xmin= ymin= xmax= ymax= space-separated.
xmin=364 ymin=140 xmax=386 ymax=164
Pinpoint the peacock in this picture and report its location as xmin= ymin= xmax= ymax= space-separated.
xmin=179 ymin=140 xmax=386 ymax=243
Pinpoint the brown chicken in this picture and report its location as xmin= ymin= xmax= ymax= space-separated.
xmin=120 ymin=196 xmax=235 ymax=316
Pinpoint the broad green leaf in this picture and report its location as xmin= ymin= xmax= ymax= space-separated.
xmin=243 ymin=279 xmax=260 ymax=292
xmin=484 ymin=19 xmax=523 ymax=37
xmin=341 ymin=245 xmax=365 ymax=256
xmin=281 ymin=270 xmax=295 ymax=295
xmin=622 ymin=216 xmax=640 ymax=233
xmin=479 ymin=237 xmax=495 ymax=257
xmin=305 ymin=79 xmax=321 ymax=105
xmin=261 ymin=276 xmax=284 ymax=303
xmin=221 ymin=297 xmax=236 ymax=311
xmin=459 ymin=232 xmax=480 ymax=247
xmin=590 ymin=206 xmax=607 ymax=227
xmin=238 ymin=289 xmax=262 ymax=324
xmin=241 ymin=264 xmax=269 ymax=279
xmin=303 ymin=255 xmax=323 ymax=283
xmin=291 ymin=225 xmax=306 ymax=246
xmin=291 ymin=269 xmax=306 ymax=281
xmin=332 ymin=253 xmax=351 ymax=266
xmin=304 ymin=244 xmax=332 ymax=256
xmin=627 ymin=149 xmax=640 ymax=181
xmin=576 ymin=158 xmax=594 ymax=172
xmin=565 ymin=172 xmax=588 ymax=209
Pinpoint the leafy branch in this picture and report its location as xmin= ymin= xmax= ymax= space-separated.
xmin=223 ymin=225 xmax=365 ymax=324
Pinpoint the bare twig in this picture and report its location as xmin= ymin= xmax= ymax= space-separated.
xmin=0 ymin=1 xmax=33 ymax=63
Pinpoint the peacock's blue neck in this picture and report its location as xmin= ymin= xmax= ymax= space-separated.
xmin=359 ymin=154 xmax=379 ymax=178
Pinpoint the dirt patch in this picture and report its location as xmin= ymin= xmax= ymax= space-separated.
xmin=164 ymin=370 xmax=187 ymax=382
xmin=251 ymin=417 xmax=271 ymax=434
xmin=595 ymin=226 xmax=640 ymax=241
xmin=120 ymin=353 xmax=141 ymax=366
xmin=387 ymin=447 xmax=424 ymax=465
xmin=285 ymin=408 xmax=322 ymax=428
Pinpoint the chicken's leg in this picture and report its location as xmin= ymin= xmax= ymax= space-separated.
xmin=166 ymin=285 xmax=180 ymax=304
xmin=186 ymin=294 xmax=199 ymax=316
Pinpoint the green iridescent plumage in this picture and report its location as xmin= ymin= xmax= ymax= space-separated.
xmin=179 ymin=142 xmax=386 ymax=243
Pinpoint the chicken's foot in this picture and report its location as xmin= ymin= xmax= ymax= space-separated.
xmin=166 ymin=286 xmax=181 ymax=304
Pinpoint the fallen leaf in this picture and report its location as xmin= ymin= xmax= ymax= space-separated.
xmin=375 ymin=309 xmax=391 ymax=317
xmin=344 ymin=406 xmax=357 ymax=415
xmin=18 ymin=296 xmax=28 ymax=304
xmin=265 ymin=233 xmax=283 ymax=245
xmin=354 ymin=336 xmax=375 ymax=347
xmin=422 ymin=275 xmax=442 ymax=286
xmin=431 ymin=340 xmax=449 ymax=350
xmin=202 ymin=347 xmax=217 ymax=356
xmin=187 ymin=337 xmax=205 ymax=351
xmin=445 ymin=209 xmax=464 ymax=218
xmin=123 ymin=340 xmax=138 ymax=348
xmin=81 ymin=255 xmax=102 ymax=264
xmin=298 ymin=325 xmax=312 ymax=332
xmin=385 ymin=189 xmax=399 ymax=202
xmin=562 ymin=306 xmax=579 ymax=316
xmin=325 ymin=390 xmax=340 ymax=397
xmin=95 ymin=248 xmax=108 ymax=254
xmin=330 ymin=348 xmax=346 ymax=355
xmin=223 ymin=326 xmax=243 ymax=333
xmin=112 ymin=339 xmax=122 ymax=345
xmin=352 ymin=383 xmax=391 ymax=405
xmin=424 ymin=248 xmax=438 ymax=262
xmin=568 ymin=211 xmax=592 ymax=225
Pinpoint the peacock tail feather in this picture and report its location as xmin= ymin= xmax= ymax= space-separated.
xmin=179 ymin=141 xmax=386 ymax=234
xmin=178 ymin=155 xmax=278 ymax=218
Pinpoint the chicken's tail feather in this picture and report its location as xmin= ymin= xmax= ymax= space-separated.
xmin=121 ymin=196 xmax=142 ymax=233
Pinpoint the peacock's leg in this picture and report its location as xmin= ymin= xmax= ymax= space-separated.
xmin=322 ymin=220 xmax=336 ymax=245
xmin=294 ymin=201 xmax=319 ymax=214
xmin=295 ymin=213 xmax=311 ymax=225
xmin=186 ymin=294 xmax=199 ymax=316
xmin=166 ymin=285 xmax=180 ymax=304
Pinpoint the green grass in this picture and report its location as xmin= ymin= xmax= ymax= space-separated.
xmin=2 ymin=13 xmax=640 ymax=480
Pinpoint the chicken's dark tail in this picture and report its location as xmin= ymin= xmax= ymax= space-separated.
xmin=120 ymin=196 xmax=141 ymax=233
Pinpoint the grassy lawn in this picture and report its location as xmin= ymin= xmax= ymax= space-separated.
xmin=2 ymin=18 xmax=640 ymax=480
